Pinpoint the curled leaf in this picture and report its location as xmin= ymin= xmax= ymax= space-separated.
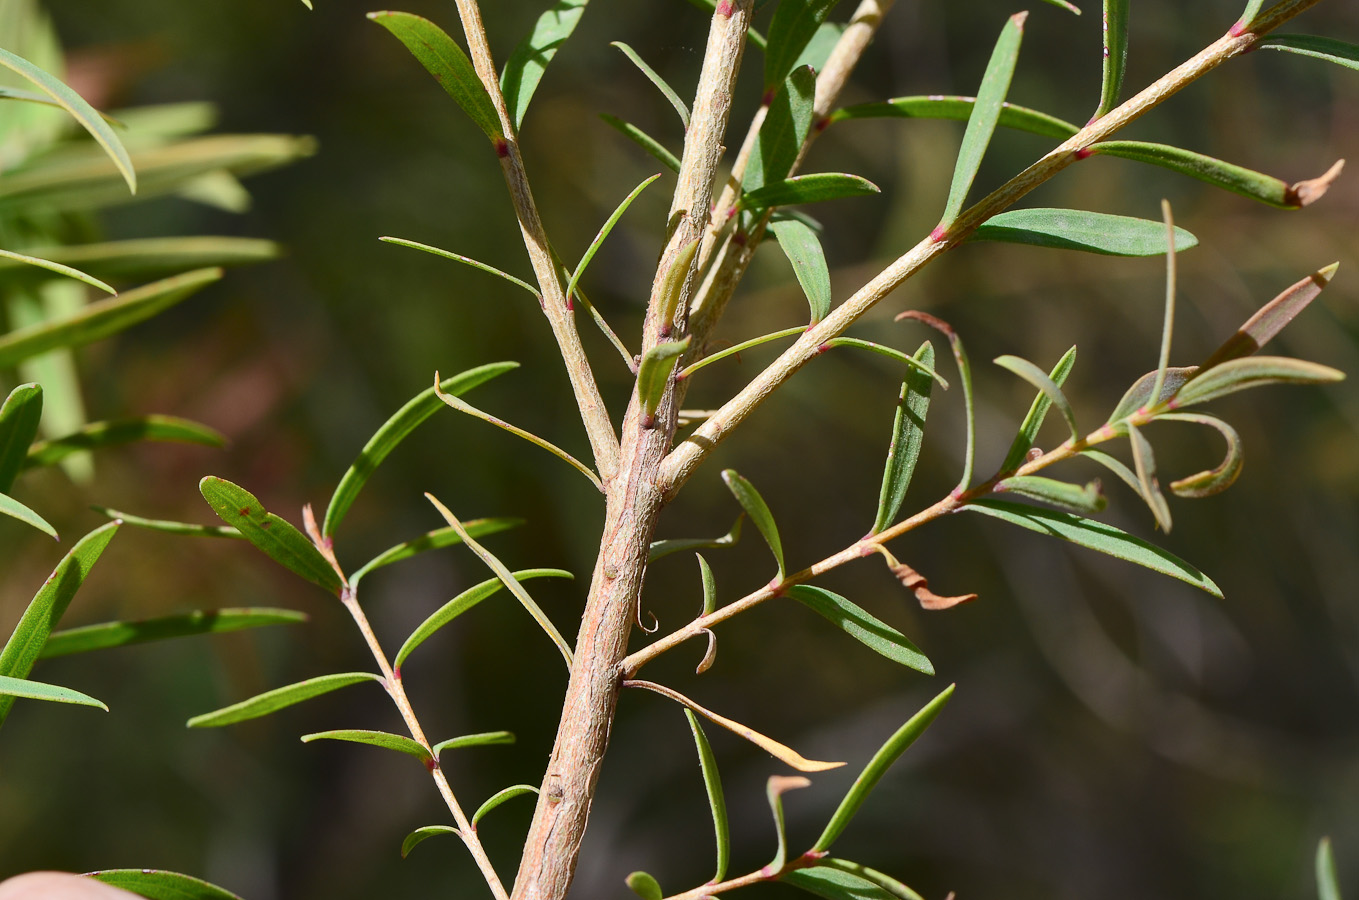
xmin=767 ymin=774 xmax=813 ymax=869
xmin=890 ymin=561 xmax=977 ymax=611
xmin=1158 ymin=413 xmax=1244 ymax=499
xmin=696 ymin=628 xmax=718 ymax=674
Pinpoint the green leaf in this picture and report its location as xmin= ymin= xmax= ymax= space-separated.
xmin=680 ymin=326 xmax=807 ymax=380
xmin=1090 ymin=142 xmax=1339 ymax=209
xmin=0 ymin=490 xmax=56 ymax=538
xmin=1173 ymin=356 xmax=1345 ymax=408
xmin=88 ymin=870 xmax=243 ymax=900
xmin=394 ymin=569 xmax=574 ymax=669
xmin=0 ymin=383 xmax=42 ymax=493
xmin=872 ymin=341 xmax=935 ymax=534
xmin=0 ymin=268 xmax=222 ymax=370
xmin=897 ymin=311 xmax=975 ymax=491
xmin=323 ymin=362 xmax=517 ymax=536
xmin=1096 ymin=0 xmax=1129 ymax=118
xmin=637 ymin=337 xmax=691 ymax=424
xmin=1040 ymin=0 xmax=1082 ymax=13
xmin=25 ymin=415 xmax=225 ymax=468
xmin=401 ymin=825 xmax=460 ymax=858
xmin=0 ymin=238 xmax=281 ymax=284
xmin=302 ymin=728 xmax=432 ymax=764
xmin=684 ymin=709 xmax=730 ymax=882
xmin=970 ymin=209 xmax=1198 ymax=256
xmin=743 ymin=172 xmax=880 ymax=211
xmin=831 ymin=95 xmax=1079 ymax=140
xmin=795 ymin=22 xmax=848 ymax=72
xmin=566 ymin=173 xmax=663 ymax=305
xmin=367 ymin=11 xmax=503 ymax=143
xmin=994 ymin=354 xmax=1079 ymax=442
xmin=0 ymin=674 xmax=106 ymax=710
xmin=625 ymin=872 xmax=663 ymax=900
xmin=767 ymin=774 xmax=812 ymax=870
xmin=426 ymin=494 xmax=574 ymax=666
xmin=612 ymin=42 xmax=689 ymax=127
xmin=963 ymin=499 xmax=1220 ymax=596
xmin=648 ymin=515 xmax=743 ymax=563
xmin=785 ymin=585 xmax=933 ymax=674
xmin=938 ymin=12 xmax=1027 ymax=231
xmin=471 ymin=784 xmax=538 ymax=828
xmin=188 ymin=672 xmax=381 ymax=728
xmin=764 ymin=0 xmax=841 ymax=90
xmin=1151 ymin=199 xmax=1179 ymax=420
xmin=781 ymin=864 xmax=915 ymax=900
xmin=1202 ymin=262 xmax=1339 ymax=369
xmin=1158 ymin=412 xmax=1244 ymax=499
xmin=0 ymin=522 xmax=119 ymax=729
xmin=1106 ymin=367 xmax=1196 ymax=424
xmin=745 ymin=66 xmax=817 ymax=196
xmin=599 ymin=113 xmax=681 ymax=172
xmin=90 ymin=505 xmax=242 ymax=539
xmin=200 ymin=477 xmax=342 ymax=596
xmin=807 ymin=861 xmax=927 ymax=900
xmin=349 ymin=517 xmax=524 ymax=587
xmin=1236 ymin=0 xmax=1268 ymax=31
xmin=0 ymin=47 xmax=135 ymax=194
xmin=994 ymin=475 xmax=1107 ymax=515
xmin=1079 ymin=448 xmax=1143 ymax=496
xmin=1001 ymin=346 xmax=1077 ymax=472
xmin=770 ymin=216 xmax=832 ymax=323
xmin=813 ymin=685 xmax=953 ymax=852
xmin=501 ymin=0 xmax=590 ymax=131
xmin=721 ymin=469 xmax=784 ymax=578
xmin=698 ymin=553 xmax=718 ymax=615
xmin=41 ymin=608 xmax=306 ymax=660
xmin=379 ymin=237 xmax=539 ymax=298
xmin=1317 ymin=837 xmax=1342 ymax=900
xmin=0 ymin=248 xmax=115 ymax=294
xmin=432 ymin=731 xmax=515 ymax=757
xmin=1259 ymin=35 xmax=1359 ymax=70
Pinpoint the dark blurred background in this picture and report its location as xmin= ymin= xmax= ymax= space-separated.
xmin=2 ymin=0 xmax=1358 ymax=898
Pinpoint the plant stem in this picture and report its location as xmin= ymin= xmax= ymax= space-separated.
xmin=660 ymin=0 xmax=1323 ymax=500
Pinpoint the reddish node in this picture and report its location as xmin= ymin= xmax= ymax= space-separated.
xmin=1075 ymin=147 xmax=1093 ymax=160
xmin=930 ymin=225 xmax=948 ymax=243
xmin=494 ymin=138 xmax=510 ymax=158
xmin=716 ymin=0 xmax=733 ymax=16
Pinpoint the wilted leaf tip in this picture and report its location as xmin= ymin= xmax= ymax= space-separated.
xmin=1287 ymin=159 xmax=1344 ymax=208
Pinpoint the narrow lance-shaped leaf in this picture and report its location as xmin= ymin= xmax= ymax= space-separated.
xmin=349 ymin=517 xmax=524 ymax=587
xmin=501 ymin=0 xmax=590 ymax=131
xmin=395 ymin=569 xmax=574 ymax=669
xmin=1173 ymin=356 xmax=1345 ymax=408
xmin=624 ymin=679 xmax=845 ymax=772
xmin=433 ymin=731 xmax=515 ymax=757
xmin=611 ymin=43 xmax=689 ymax=127
xmin=764 ymin=0 xmax=841 ymax=91
xmin=200 ymin=477 xmax=342 ymax=596
xmin=402 ymin=825 xmax=460 ymax=859
xmin=1001 ymin=346 xmax=1077 ymax=472
xmin=873 ymin=341 xmax=935 ymax=534
xmin=995 ymin=354 xmax=1079 ymax=442
xmin=1128 ymin=424 xmax=1172 ymax=530
xmin=698 ymin=553 xmax=718 ymax=615
xmin=813 ymin=685 xmax=954 ymax=852
xmin=0 ymin=491 xmax=57 ymax=538
xmin=655 ymin=239 xmax=700 ymax=335
xmin=648 ymin=515 xmax=743 ymax=563
xmin=721 ymin=469 xmax=784 ymax=579
xmin=323 ymin=362 xmax=517 ymax=536
xmin=938 ymin=12 xmax=1027 ymax=232
xmin=1040 ymin=0 xmax=1081 ymax=14
xmin=426 ymin=494 xmax=574 ymax=666
xmin=626 ymin=872 xmax=663 ymax=900
xmin=367 ymin=12 xmax=503 ymax=143
xmin=599 ymin=114 xmax=681 ymax=173
xmin=41 ymin=608 xmax=307 ymax=660
xmin=1095 ymin=0 xmax=1129 ymax=118
xmin=0 ymin=522 xmax=120 ymax=729
xmin=769 ymin=216 xmax=832 ymax=324
xmin=380 ymin=237 xmax=539 ymax=298
xmin=637 ymin=338 xmax=691 ymax=425
xmin=188 ymin=672 xmax=382 ymax=728
xmin=971 ymin=209 xmax=1198 ymax=256
xmin=743 ymin=172 xmax=880 ymax=212
xmin=781 ymin=864 xmax=919 ymax=900
xmin=680 ymin=326 xmax=808 ymax=380
xmin=786 ymin=585 xmax=934 ymax=674
xmin=0 ymin=248 xmax=115 ymax=294
xmin=1259 ymin=35 xmax=1359 ymax=71
xmin=1150 ymin=199 xmax=1179 ymax=407
xmin=745 ymin=66 xmax=817 ymax=196
xmin=566 ymin=173 xmax=663 ymax=304
xmin=0 ymin=237 xmax=282 ymax=283
xmin=1080 ymin=448 xmax=1142 ymax=496
xmin=0 ymin=47 xmax=135 ymax=193
xmin=994 ymin=475 xmax=1107 ymax=515
xmin=831 ymin=95 xmax=1079 ymax=140
xmin=1235 ymin=0 xmax=1268 ymax=32
xmin=767 ymin=775 xmax=812 ymax=870
xmin=1158 ymin=413 xmax=1244 ymax=499
xmin=0 ymin=268 xmax=222 ymax=370
xmin=25 ymin=415 xmax=225 ymax=468
xmin=1091 ymin=143 xmax=1343 ymax=209
xmin=471 ymin=785 xmax=539 ymax=828
xmin=90 ymin=505 xmax=242 ymax=539
xmin=685 ymin=709 xmax=731 ymax=882
xmin=301 ymin=729 xmax=432 ymax=765
xmin=964 ymin=499 xmax=1221 ymax=596
xmin=1202 ymin=262 xmax=1339 ymax=369
xmin=0 ymin=675 xmax=106 ymax=711
xmin=1316 ymin=837 xmax=1342 ymax=900
xmin=897 ymin=311 xmax=975 ymax=491
xmin=0 ymin=383 xmax=43 ymax=492
xmin=1107 ymin=367 xmax=1196 ymax=425
xmin=88 ymin=870 xmax=244 ymax=900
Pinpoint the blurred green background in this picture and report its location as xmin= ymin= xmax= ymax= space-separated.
xmin=2 ymin=0 xmax=1358 ymax=898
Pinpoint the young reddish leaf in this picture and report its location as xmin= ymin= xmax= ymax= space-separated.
xmin=187 ymin=672 xmax=382 ymax=728
xmin=501 ymin=0 xmax=590 ymax=131
xmin=200 ymin=477 xmax=342 ymax=596
xmin=41 ymin=608 xmax=306 ymax=659
xmin=872 ymin=341 xmax=935 ymax=534
xmin=1107 ymin=367 xmax=1197 ymax=424
xmin=1201 ymin=262 xmax=1339 ymax=369
xmin=971 ymin=209 xmax=1198 ymax=256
